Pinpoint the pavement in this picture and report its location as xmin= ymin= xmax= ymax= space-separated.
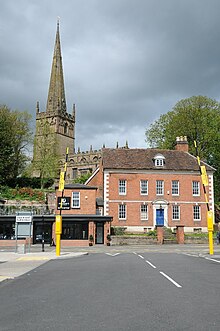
xmin=0 ymin=248 xmax=88 ymax=283
xmin=0 ymin=243 xmax=220 ymax=283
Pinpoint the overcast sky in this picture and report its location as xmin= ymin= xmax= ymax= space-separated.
xmin=1 ymin=0 xmax=220 ymax=152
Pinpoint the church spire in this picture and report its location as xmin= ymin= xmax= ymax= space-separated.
xmin=46 ymin=19 xmax=67 ymax=114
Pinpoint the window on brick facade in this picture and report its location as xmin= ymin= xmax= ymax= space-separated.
xmin=172 ymin=180 xmax=179 ymax=195
xmin=72 ymin=192 xmax=80 ymax=208
xmin=61 ymin=221 xmax=88 ymax=240
xmin=119 ymin=179 xmax=126 ymax=195
xmin=140 ymin=180 xmax=148 ymax=195
xmin=193 ymin=205 xmax=201 ymax=220
xmin=119 ymin=204 xmax=126 ymax=220
xmin=192 ymin=181 xmax=200 ymax=196
xmin=172 ymin=205 xmax=180 ymax=220
xmin=156 ymin=180 xmax=164 ymax=195
xmin=140 ymin=204 xmax=148 ymax=220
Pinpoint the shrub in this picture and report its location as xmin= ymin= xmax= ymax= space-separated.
xmin=146 ymin=230 xmax=157 ymax=237
xmin=111 ymin=227 xmax=127 ymax=236
xmin=0 ymin=185 xmax=46 ymax=201
xmin=6 ymin=177 xmax=54 ymax=189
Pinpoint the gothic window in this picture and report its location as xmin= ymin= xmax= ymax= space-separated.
xmin=72 ymin=168 xmax=77 ymax=179
xmin=64 ymin=123 xmax=68 ymax=135
xmin=69 ymin=159 xmax=75 ymax=166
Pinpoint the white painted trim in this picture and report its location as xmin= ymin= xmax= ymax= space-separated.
xmin=153 ymin=201 xmax=168 ymax=227
xmin=85 ymin=167 xmax=100 ymax=185
xmin=105 ymin=169 xmax=214 ymax=175
xmin=122 ymin=226 xmax=154 ymax=232
xmin=108 ymin=199 xmax=209 ymax=205
xmin=209 ymin=174 xmax=215 ymax=222
xmin=104 ymin=171 xmax=109 ymax=216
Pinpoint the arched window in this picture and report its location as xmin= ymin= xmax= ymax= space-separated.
xmin=153 ymin=154 xmax=165 ymax=167
xmin=64 ymin=123 xmax=68 ymax=135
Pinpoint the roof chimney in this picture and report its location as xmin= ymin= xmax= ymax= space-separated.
xmin=175 ymin=136 xmax=189 ymax=152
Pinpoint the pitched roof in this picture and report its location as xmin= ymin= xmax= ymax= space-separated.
xmin=102 ymin=148 xmax=215 ymax=172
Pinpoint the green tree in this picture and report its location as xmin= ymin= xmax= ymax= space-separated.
xmin=145 ymin=95 xmax=220 ymax=201
xmin=73 ymin=172 xmax=92 ymax=184
xmin=32 ymin=119 xmax=59 ymax=188
xmin=0 ymin=105 xmax=32 ymax=184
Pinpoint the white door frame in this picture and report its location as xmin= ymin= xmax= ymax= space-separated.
xmin=152 ymin=199 xmax=169 ymax=227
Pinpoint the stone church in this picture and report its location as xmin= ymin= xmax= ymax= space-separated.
xmin=33 ymin=21 xmax=103 ymax=181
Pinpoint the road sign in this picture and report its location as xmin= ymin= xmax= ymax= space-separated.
xmin=16 ymin=215 xmax=32 ymax=223
xmin=57 ymin=197 xmax=71 ymax=210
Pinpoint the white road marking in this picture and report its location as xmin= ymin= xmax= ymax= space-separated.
xmin=105 ymin=253 xmax=120 ymax=257
xmin=138 ymin=254 xmax=144 ymax=259
xmin=133 ymin=252 xmax=137 ymax=255
xmin=205 ymin=257 xmax=220 ymax=263
xmin=145 ymin=260 xmax=156 ymax=269
xmin=160 ymin=271 xmax=182 ymax=288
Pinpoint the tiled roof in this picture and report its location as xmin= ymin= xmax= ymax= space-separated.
xmin=102 ymin=148 xmax=215 ymax=172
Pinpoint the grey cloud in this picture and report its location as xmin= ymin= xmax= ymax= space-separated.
xmin=1 ymin=0 xmax=220 ymax=151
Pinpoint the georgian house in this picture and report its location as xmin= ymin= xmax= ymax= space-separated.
xmin=87 ymin=137 xmax=215 ymax=233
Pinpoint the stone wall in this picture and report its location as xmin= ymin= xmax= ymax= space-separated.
xmin=111 ymin=235 xmax=157 ymax=245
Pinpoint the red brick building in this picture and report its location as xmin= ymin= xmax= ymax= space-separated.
xmin=87 ymin=137 xmax=215 ymax=233
xmin=54 ymin=184 xmax=112 ymax=246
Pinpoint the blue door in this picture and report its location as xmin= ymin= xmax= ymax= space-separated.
xmin=156 ymin=209 xmax=164 ymax=226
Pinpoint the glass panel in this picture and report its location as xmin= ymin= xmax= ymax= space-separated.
xmin=62 ymin=222 xmax=88 ymax=240
xmin=96 ymin=222 xmax=104 ymax=244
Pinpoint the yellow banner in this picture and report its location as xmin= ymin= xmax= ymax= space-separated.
xmin=59 ymin=171 xmax=65 ymax=191
xmin=201 ymin=166 xmax=208 ymax=186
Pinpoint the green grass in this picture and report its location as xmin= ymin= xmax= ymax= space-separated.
xmin=184 ymin=233 xmax=209 ymax=238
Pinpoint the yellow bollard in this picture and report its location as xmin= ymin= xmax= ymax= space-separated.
xmin=55 ymin=215 xmax=62 ymax=256
xmin=208 ymin=231 xmax=214 ymax=255
xmin=56 ymin=234 xmax=61 ymax=256
xmin=207 ymin=211 xmax=214 ymax=255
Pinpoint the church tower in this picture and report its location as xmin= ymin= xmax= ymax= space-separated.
xmin=34 ymin=20 xmax=75 ymax=161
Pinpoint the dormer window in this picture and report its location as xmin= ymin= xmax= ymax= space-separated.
xmin=154 ymin=154 xmax=165 ymax=167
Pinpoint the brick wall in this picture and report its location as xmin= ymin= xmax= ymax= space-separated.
xmin=104 ymin=171 xmax=213 ymax=231
xmin=56 ymin=188 xmax=97 ymax=215
xmin=87 ymin=166 xmax=104 ymax=197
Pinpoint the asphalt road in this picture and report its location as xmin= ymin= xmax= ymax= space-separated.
xmin=0 ymin=252 xmax=220 ymax=331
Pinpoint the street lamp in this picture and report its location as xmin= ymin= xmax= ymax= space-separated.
xmin=42 ymin=214 xmax=45 ymax=252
